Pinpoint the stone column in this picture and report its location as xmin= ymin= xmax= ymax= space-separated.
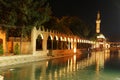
xmin=0 ymin=30 xmax=6 ymax=54
xmin=3 ymin=32 xmax=6 ymax=54
xmin=71 ymin=41 xmax=74 ymax=49
xmin=42 ymin=34 xmax=47 ymax=51
xmin=31 ymin=27 xmax=36 ymax=55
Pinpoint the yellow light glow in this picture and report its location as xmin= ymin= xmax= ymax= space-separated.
xmin=68 ymin=38 xmax=70 ymax=42
xmin=81 ymin=40 xmax=83 ymax=43
xmin=40 ymin=34 xmax=44 ymax=39
xmin=0 ymin=75 xmax=4 ymax=80
xmin=46 ymin=61 xmax=48 ymax=67
xmin=55 ymin=36 xmax=58 ymax=40
xmin=80 ymin=39 xmax=82 ymax=43
xmin=73 ymin=55 xmax=76 ymax=63
xmin=74 ymin=48 xmax=76 ymax=53
xmin=74 ymin=38 xmax=76 ymax=42
xmin=50 ymin=35 xmax=53 ymax=40
xmin=83 ymin=40 xmax=85 ymax=43
xmin=77 ymin=39 xmax=79 ymax=42
xmin=71 ymin=38 xmax=73 ymax=42
xmin=64 ymin=37 xmax=66 ymax=41
xmin=96 ymin=42 xmax=99 ymax=48
xmin=60 ymin=36 xmax=63 ymax=41
xmin=97 ymin=34 xmax=105 ymax=39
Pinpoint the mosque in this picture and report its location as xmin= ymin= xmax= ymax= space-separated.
xmin=95 ymin=11 xmax=110 ymax=49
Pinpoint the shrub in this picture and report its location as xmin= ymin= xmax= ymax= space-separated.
xmin=0 ymin=44 xmax=3 ymax=55
xmin=14 ymin=43 xmax=20 ymax=55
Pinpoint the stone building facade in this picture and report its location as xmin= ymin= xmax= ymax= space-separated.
xmin=0 ymin=26 xmax=95 ymax=56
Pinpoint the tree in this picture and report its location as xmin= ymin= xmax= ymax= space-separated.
xmin=0 ymin=0 xmax=51 ymax=33
xmin=59 ymin=16 xmax=96 ymax=39
xmin=0 ymin=0 xmax=51 ymax=54
xmin=44 ymin=16 xmax=73 ymax=35
xmin=44 ymin=16 xmax=96 ymax=40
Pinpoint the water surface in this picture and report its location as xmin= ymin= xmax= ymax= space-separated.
xmin=0 ymin=50 xmax=120 ymax=80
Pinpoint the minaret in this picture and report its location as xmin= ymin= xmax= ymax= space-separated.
xmin=96 ymin=11 xmax=101 ymax=34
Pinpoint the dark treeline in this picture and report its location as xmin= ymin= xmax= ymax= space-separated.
xmin=0 ymin=0 xmax=96 ymax=40
xmin=44 ymin=16 xmax=96 ymax=40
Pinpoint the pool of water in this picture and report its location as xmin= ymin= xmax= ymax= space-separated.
xmin=1 ymin=49 xmax=120 ymax=80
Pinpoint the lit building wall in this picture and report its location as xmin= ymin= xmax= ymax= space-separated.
xmin=0 ymin=29 xmax=6 ymax=53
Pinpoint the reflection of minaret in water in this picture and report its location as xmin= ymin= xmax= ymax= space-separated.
xmin=96 ymin=11 xmax=101 ymax=34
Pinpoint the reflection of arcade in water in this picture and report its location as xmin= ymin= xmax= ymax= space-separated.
xmin=34 ymin=50 xmax=110 ymax=80
xmin=1 ymin=50 xmax=110 ymax=80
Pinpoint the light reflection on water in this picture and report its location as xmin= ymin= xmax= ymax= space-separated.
xmin=1 ymin=49 xmax=120 ymax=80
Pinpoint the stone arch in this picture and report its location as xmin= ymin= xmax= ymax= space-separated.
xmin=58 ymin=36 xmax=62 ymax=49
xmin=36 ymin=34 xmax=43 ymax=50
xmin=47 ymin=35 xmax=52 ymax=50
xmin=31 ymin=27 xmax=54 ymax=55
xmin=63 ymin=37 xmax=67 ymax=49
xmin=53 ymin=36 xmax=58 ymax=50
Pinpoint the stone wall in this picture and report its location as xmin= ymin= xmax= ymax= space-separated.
xmin=0 ymin=29 xmax=6 ymax=53
xmin=7 ymin=41 xmax=32 ymax=54
xmin=0 ymin=49 xmax=81 ymax=67
xmin=0 ymin=54 xmax=48 ymax=67
xmin=0 ymin=27 xmax=95 ymax=56
xmin=49 ymin=49 xmax=82 ymax=56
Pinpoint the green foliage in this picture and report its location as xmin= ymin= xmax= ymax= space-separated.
xmin=0 ymin=0 xmax=51 ymax=38
xmin=0 ymin=44 xmax=3 ymax=55
xmin=14 ymin=43 xmax=20 ymax=55
xmin=0 ymin=0 xmax=51 ymax=27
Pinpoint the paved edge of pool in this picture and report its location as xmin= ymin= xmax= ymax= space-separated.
xmin=0 ymin=53 xmax=80 ymax=67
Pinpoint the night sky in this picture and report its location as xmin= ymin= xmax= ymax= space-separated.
xmin=49 ymin=0 xmax=120 ymax=42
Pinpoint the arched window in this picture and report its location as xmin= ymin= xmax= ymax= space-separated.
xmin=36 ymin=35 xmax=43 ymax=50
xmin=58 ymin=37 xmax=61 ymax=49
xmin=63 ymin=37 xmax=68 ymax=49
xmin=69 ymin=42 xmax=71 ymax=49
xmin=47 ymin=36 xmax=52 ymax=50
xmin=53 ymin=36 xmax=57 ymax=50
xmin=77 ymin=42 xmax=79 ymax=49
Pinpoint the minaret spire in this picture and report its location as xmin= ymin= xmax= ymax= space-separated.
xmin=96 ymin=11 xmax=101 ymax=34
xmin=97 ymin=11 xmax=100 ymax=20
